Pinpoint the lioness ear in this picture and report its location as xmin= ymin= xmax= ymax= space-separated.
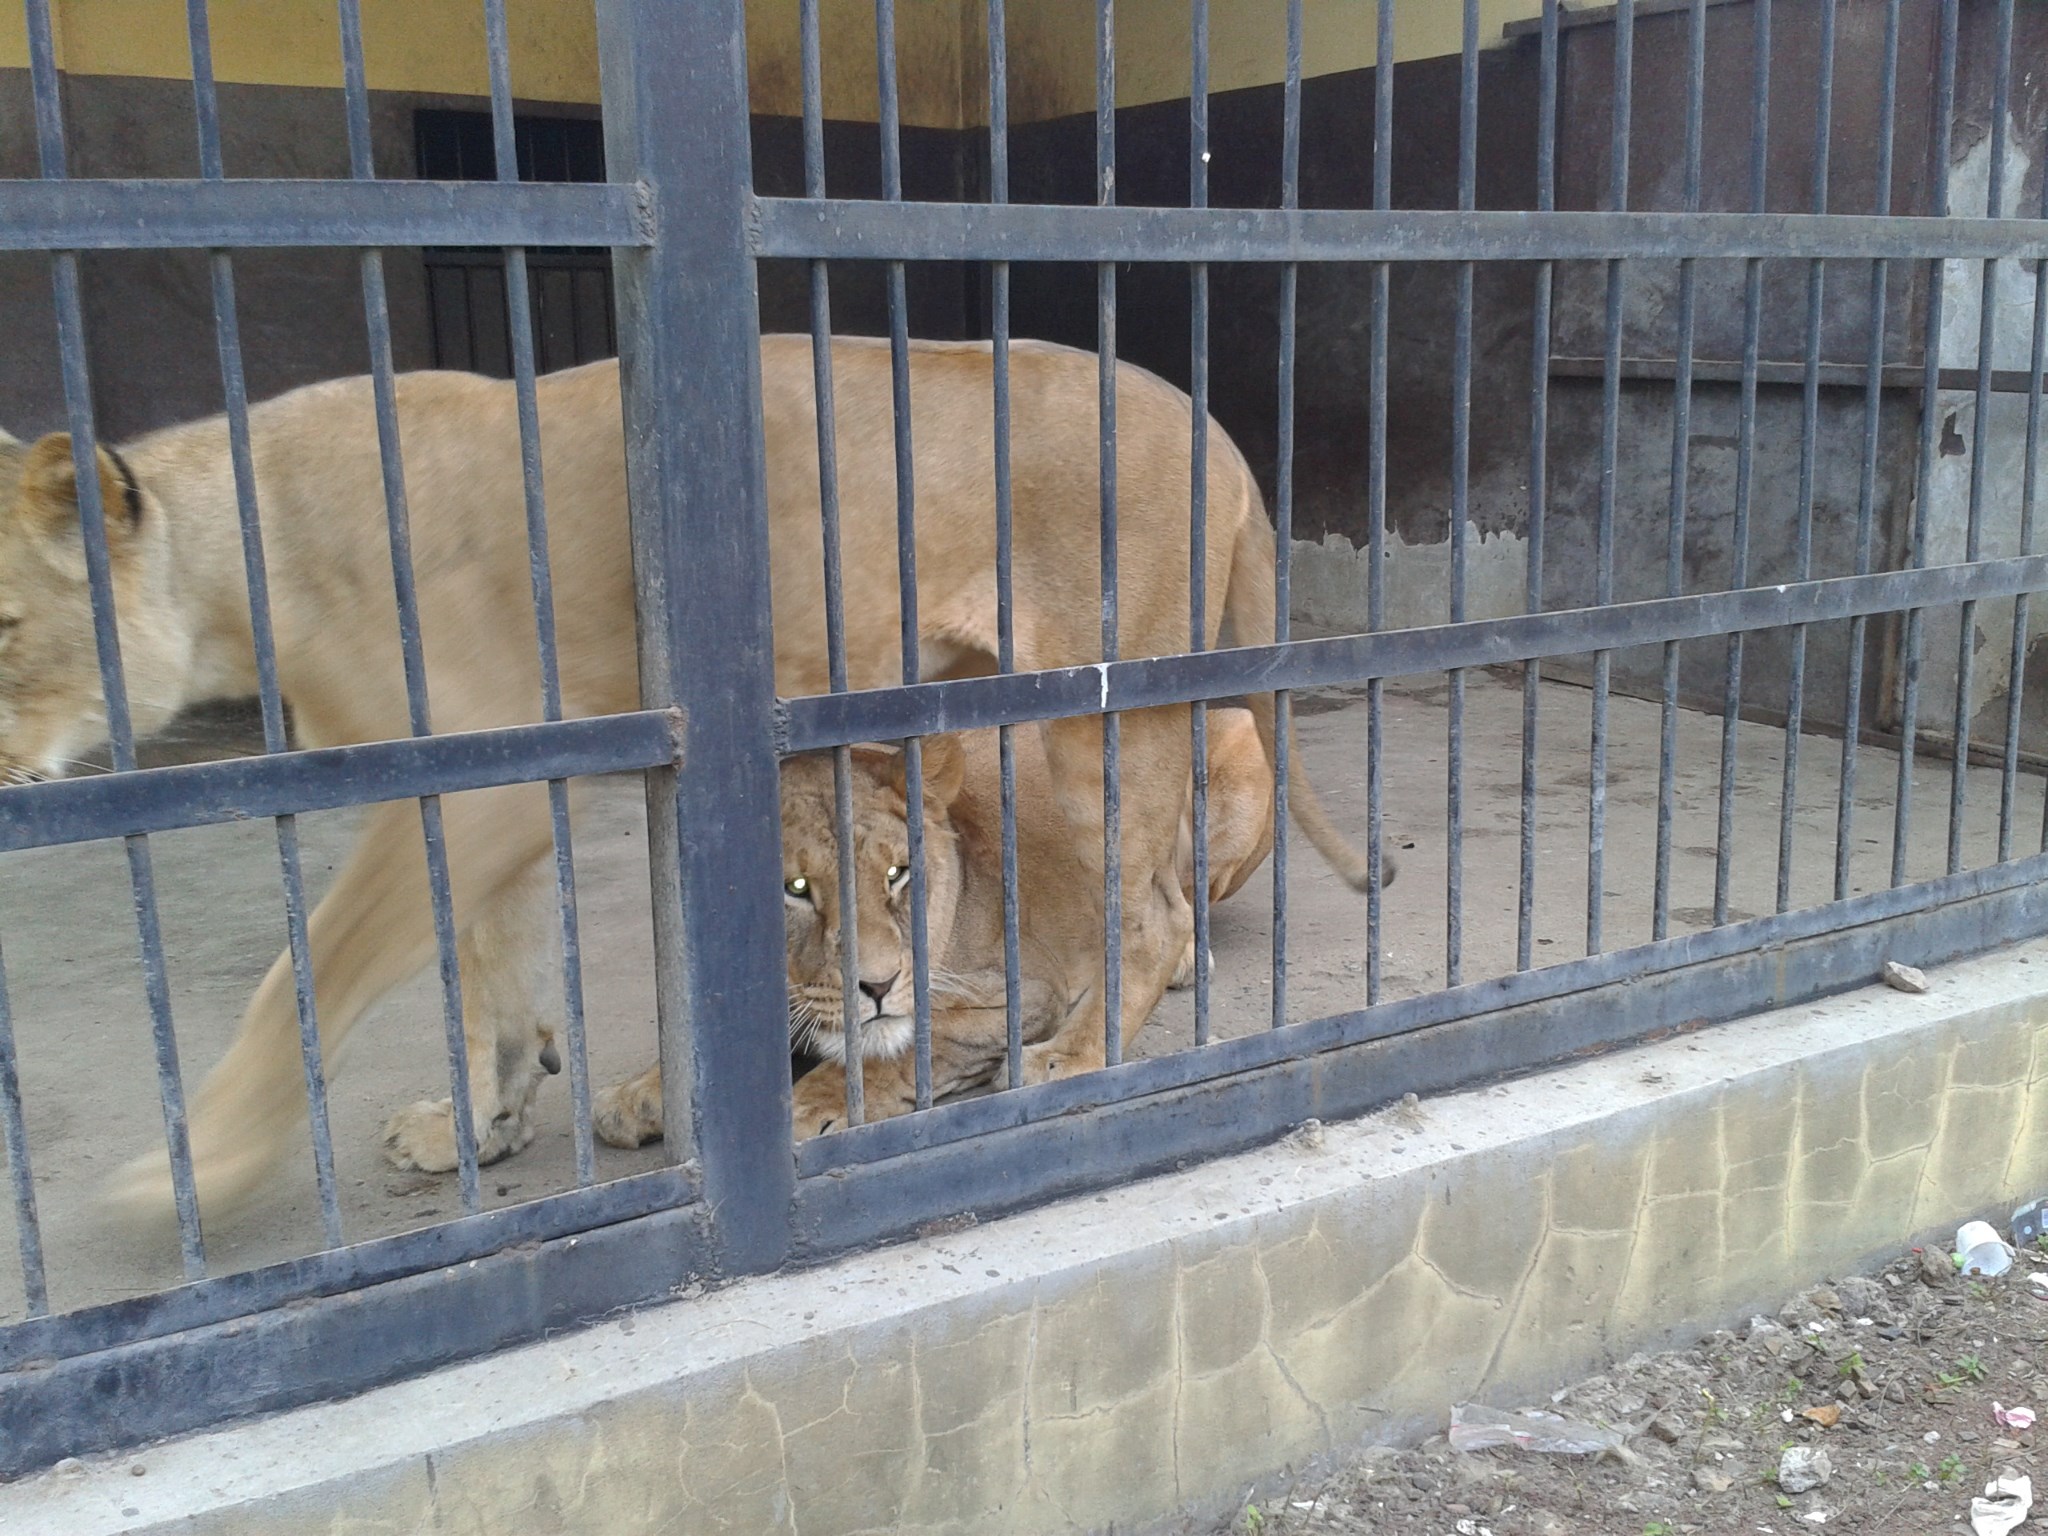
xmin=17 ymin=432 xmax=144 ymax=547
xmin=917 ymin=734 xmax=967 ymax=810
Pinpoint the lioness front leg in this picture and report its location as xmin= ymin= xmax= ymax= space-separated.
xmin=383 ymin=853 xmax=564 ymax=1173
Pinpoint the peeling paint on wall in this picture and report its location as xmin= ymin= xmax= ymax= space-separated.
xmin=1290 ymin=525 xmax=1531 ymax=638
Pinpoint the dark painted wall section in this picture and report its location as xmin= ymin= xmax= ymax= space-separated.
xmin=1004 ymin=49 xmax=1542 ymax=556
xmin=0 ymin=69 xmax=981 ymax=445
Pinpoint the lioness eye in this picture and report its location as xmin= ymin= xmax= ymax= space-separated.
xmin=886 ymin=864 xmax=907 ymax=889
xmin=784 ymin=875 xmax=810 ymax=899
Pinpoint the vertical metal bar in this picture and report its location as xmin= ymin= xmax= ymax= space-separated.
xmin=337 ymin=0 xmax=481 ymax=1214
xmin=1271 ymin=0 xmax=1301 ymax=1029
xmin=25 ymin=0 xmax=206 ymax=1277
xmin=2019 ymin=65 xmax=2048 ymax=859
xmin=872 ymin=0 xmax=934 ymax=1111
xmin=1778 ymin=0 xmax=1837 ymax=912
xmin=989 ymin=0 xmax=1024 ymax=1087
xmin=597 ymin=0 xmax=795 ymax=1272
xmin=1518 ymin=0 xmax=1559 ymax=972
xmin=1365 ymin=0 xmax=1394 ymax=1006
xmin=186 ymin=0 xmax=343 ymax=1241
xmin=1715 ymin=0 xmax=1771 ymax=928
xmin=1587 ymin=0 xmax=1633 ymax=957
xmin=1893 ymin=0 xmax=1960 ymax=889
xmin=1188 ymin=0 xmax=1212 ymax=1046
xmin=1098 ymin=0 xmax=1123 ymax=1066
xmin=483 ymin=0 xmax=595 ymax=1185
xmin=1951 ymin=0 xmax=2014 ymax=872
xmin=1653 ymin=0 xmax=1705 ymax=942
xmin=798 ymin=3 xmax=857 ymax=1054
xmin=798 ymin=0 xmax=865 ymax=1121
xmin=0 ymin=943 xmax=46 ymax=1316
xmin=1836 ymin=0 xmax=1901 ymax=899
xmin=1445 ymin=0 xmax=1477 ymax=986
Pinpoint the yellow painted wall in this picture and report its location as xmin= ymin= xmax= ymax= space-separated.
xmin=0 ymin=0 xmax=1547 ymax=125
xmin=1005 ymin=0 xmax=1551 ymax=120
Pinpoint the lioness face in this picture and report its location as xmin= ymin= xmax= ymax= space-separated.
xmin=779 ymin=741 xmax=966 ymax=1063
xmin=0 ymin=432 xmax=191 ymax=785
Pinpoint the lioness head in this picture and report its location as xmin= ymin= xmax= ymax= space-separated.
xmin=0 ymin=431 xmax=192 ymax=785
xmin=780 ymin=737 xmax=968 ymax=1062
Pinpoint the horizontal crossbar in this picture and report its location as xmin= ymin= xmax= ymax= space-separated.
xmin=0 ymin=179 xmax=651 ymax=251
xmin=799 ymin=848 xmax=2048 ymax=1173
xmin=779 ymin=556 xmax=2048 ymax=751
xmin=0 ymin=709 xmax=684 ymax=853
xmin=752 ymin=201 xmax=2048 ymax=265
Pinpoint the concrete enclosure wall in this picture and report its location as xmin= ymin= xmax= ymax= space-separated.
xmin=15 ymin=942 xmax=2048 ymax=1534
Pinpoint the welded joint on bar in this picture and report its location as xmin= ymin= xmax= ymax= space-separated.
xmin=663 ymin=706 xmax=689 ymax=766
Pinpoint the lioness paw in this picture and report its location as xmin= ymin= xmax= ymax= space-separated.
xmin=791 ymin=1078 xmax=846 ymax=1140
xmin=593 ymin=1071 xmax=663 ymax=1149
xmin=381 ymin=1097 xmax=533 ymax=1172
xmin=1022 ymin=1040 xmax=1103 ymax=1084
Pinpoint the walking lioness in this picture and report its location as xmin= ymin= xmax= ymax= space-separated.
xmin=0 ymin=336 xmax=1379 ymax=1225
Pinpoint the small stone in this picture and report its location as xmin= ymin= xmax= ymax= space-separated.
xmin=1283 ymin=1118 xmax=1326 ymax=1153
xmin=129 ymin=1463 xmax=146 ymax=1477
xmin=1920 ymin=1248 xmax=1955 ymax=1286
xmin=1648 ymin=1413 xmax=1685 ymax=1444
xmin=51 ymin=1458 xmax=85 ymax=1479
xmin=1777 ymin=1445 xmax=1833 ymax=1494
xmin=1836 ymin=1276 xmax=1891 ymax=1319
xmin=1809 ymin=1287 xmax=1843 ymax=1314
xmin=1959 ymin=1429 xmax=1981 ymax=1443
xmin=1693 ymin=1467 xmax=1734 ymax=1493
xmin=1883 ymin=959 xmax=1929 ymax=993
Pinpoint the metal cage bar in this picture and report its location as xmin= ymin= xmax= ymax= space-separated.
xmin=1518 ymin=0 xmax=1560 ymax=973
xmin=1952 ymin=0 xmax=2016 ymax=873
xmin=1187 ymin=0 xmax=1213 ymax=1047
xmin=183 ymin=0 xmax=344 ymax=1248
xmin=1652 ymin=0 xmax=1706 ymax=943
xmin=1586 ymin=0 xmax=1634 ymax=957
xmin=599 ymin=0 xmax=795 ymax=1274
xmin=1713 ymin=0 xmax=1771 ymax=929
xmin=873 ymin=0 xmax=938 ymax=1115
xmin=1446 ymin=0 xmax=1479 ymax=985
xmin=1365 ymin=0 xmax=1394 ymax=1007
xmin=1835 ymin=0 xmax=1903 ymax=902
xmin=1778 ymin=0 xmax=1838 ymax=914
xmin=988 ymin=0 xmax=1026 ymax=1091
xmin=1893 ymin=0 xmax=1962 ymax=889
xmin=337 ymin=0 xmax=483 ymax=1214
xmin=25 ymin=0 xmax=208 ymax=1279
xmin=1271 ymin=0 xmax=1302 ymax=1029
xmin=482 ymin=0 xmax=598 ymax=1186
xmin=1097 ymin=0 xmax=1124 ymax=1067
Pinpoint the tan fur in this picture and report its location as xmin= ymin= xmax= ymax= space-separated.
xmin=0 ymin=337 xmax=1388 ymax=1225
xmin=1168 ymin=705 xmax=1275 ymax=990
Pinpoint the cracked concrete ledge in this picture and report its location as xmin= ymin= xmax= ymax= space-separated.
xmin=7 ymin=941 xmax=2048 ymax=1535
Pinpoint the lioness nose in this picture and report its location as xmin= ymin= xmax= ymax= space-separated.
xmin=858 ymin=973 xmax=899 ymax=1005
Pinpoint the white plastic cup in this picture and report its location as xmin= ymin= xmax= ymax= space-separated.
xmin=1957 ymin=1220 xmax=2015 ymax=1277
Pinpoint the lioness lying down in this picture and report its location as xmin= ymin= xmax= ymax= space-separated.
xmin=0 ymin=336 xmax=1382 ymax=1225
xmin=592 ymin=708 xmax=1280 ymax=1143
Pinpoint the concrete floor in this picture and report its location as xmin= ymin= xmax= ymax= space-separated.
xmin=0 ymin=662 xmax=2037 ymax=1320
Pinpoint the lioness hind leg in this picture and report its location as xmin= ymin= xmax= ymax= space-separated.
xmin=382 ymin=854 xmax=561 ymax=1173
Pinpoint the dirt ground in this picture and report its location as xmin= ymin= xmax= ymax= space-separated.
xmin=1222 ymin=1242 xmax=2048 ymax=1536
